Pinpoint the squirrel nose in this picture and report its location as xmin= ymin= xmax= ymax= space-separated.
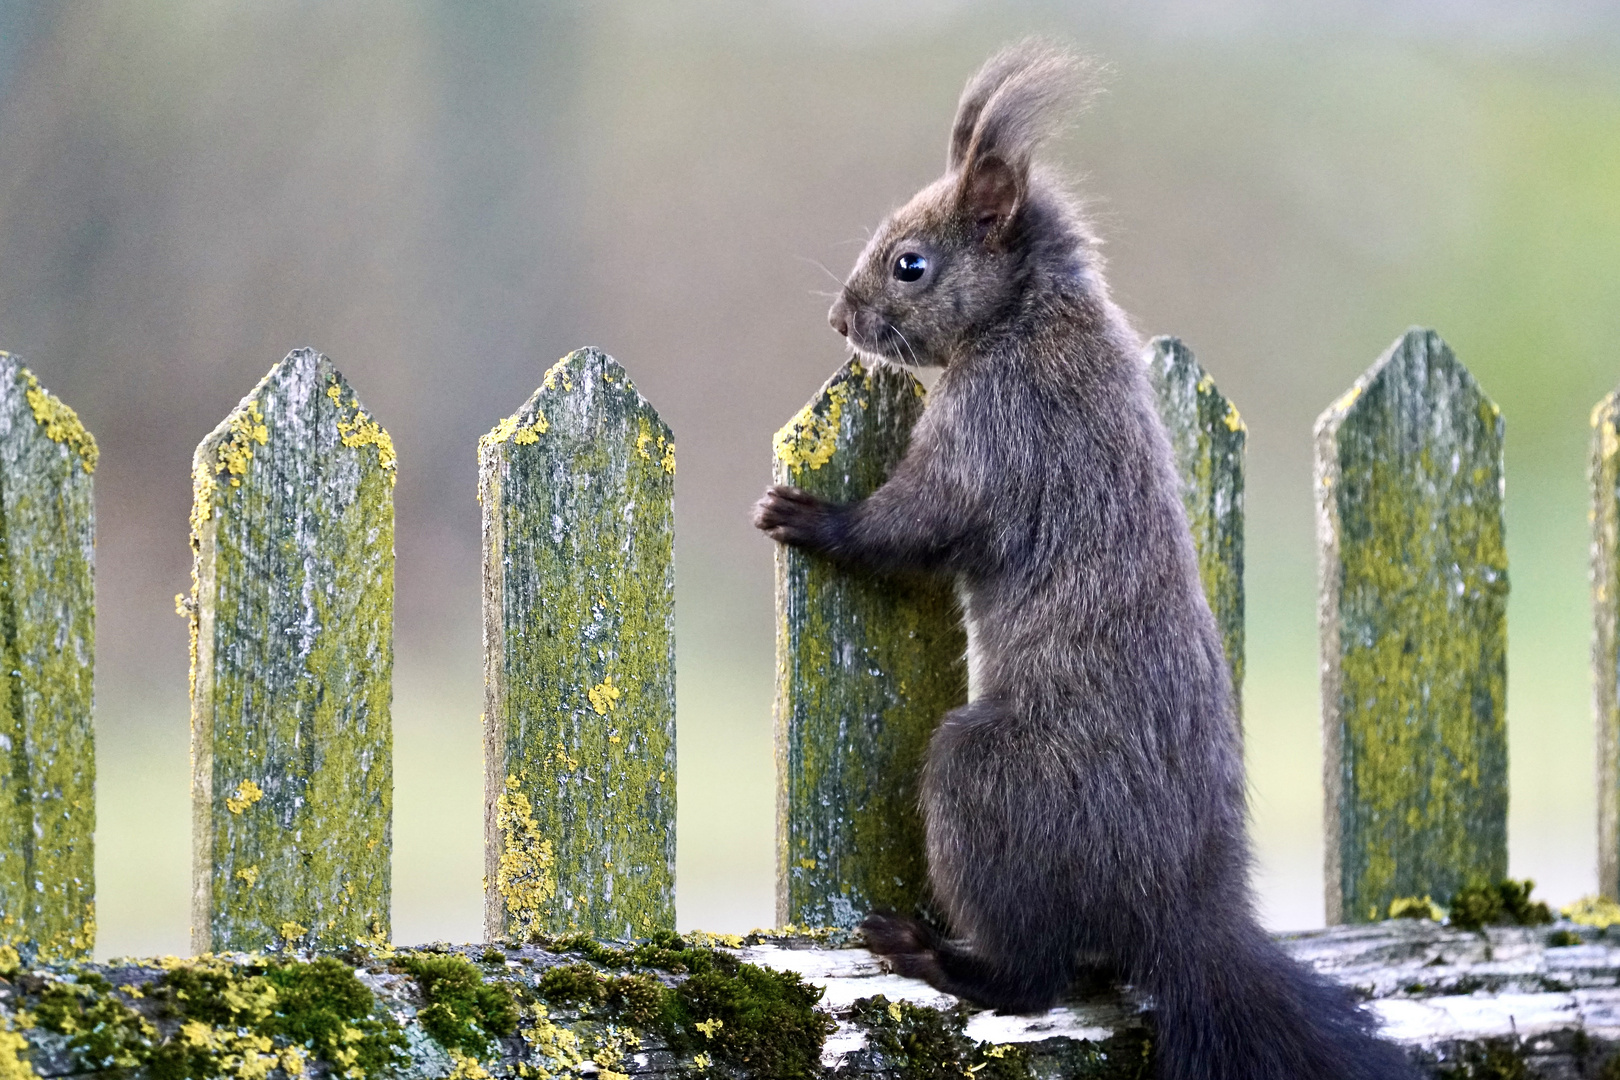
xmin=828 ymin=298 xmax=850 ymax=337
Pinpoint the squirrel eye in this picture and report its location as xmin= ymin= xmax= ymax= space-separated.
xmin=893 ymin=252 xmax=928 ymax=282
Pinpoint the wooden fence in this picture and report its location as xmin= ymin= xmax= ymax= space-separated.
xmin=0 ymin=327 xmax=1611 ymax=964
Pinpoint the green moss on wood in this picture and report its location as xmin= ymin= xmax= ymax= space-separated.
xmin=0 ymin=353 xmax=96 ymax=965
xmin=1145 ymin=337 xmax=1245 ymax=720
xmin=1315 ymin=329 xmax=1508 ymax=923
xmin=399 ymin=955 xmax=519 ymax=1059
xmin=773 ymin=359 xmax=967 ymax=928
xmin=1446 ymin=878 xmax=1553 ymax=932
xmin=187 ymin=348 xmax=394 ymax=953
xmin=12 ymin=954 xmax=407 ymax=1079
xmin=1433 ymin=1038 xmax=1532 ymax=1080
xmin=479 ymin=348 xmax=676 ymax=942
xmin=835 ymin=994 xmax=1152 ymax=1080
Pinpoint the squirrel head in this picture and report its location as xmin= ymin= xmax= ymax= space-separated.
xmin=829 ymin=40 xmax=1096 ymax=369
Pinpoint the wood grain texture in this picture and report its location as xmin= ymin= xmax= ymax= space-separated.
xmin=1592 ymin=387 xmax=1620 ymax=900
xmin=187 ymin=348 xmax=395 ymax=954
xmin=479 ymin=347 xmax=676 ymax=942
xmin=773 ymin=358 xmax=967 ymax=929
xmin=1316 ymin=329 xmax=1508 ymax=924
xmin=1146 ymin=336 xmax=1246 ymax=720
xmin=0 ymin=353 xmax=96 ymax=964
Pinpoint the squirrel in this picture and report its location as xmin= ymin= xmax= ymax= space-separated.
xmin=753 ymin=40 xmax=1417 ymax=1080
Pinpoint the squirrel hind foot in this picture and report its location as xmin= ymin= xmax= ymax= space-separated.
xmin=859 ymin=912 xmax=951 ymax=985
xmin=859 ymin=911 xmax=939 ymax=954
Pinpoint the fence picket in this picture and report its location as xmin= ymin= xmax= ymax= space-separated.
xmin=1146 ymin=336 xmax=1246 ymax=718
xmin=186 ymin=348 xmax=395 ymax=953
xmin=1316 ymin=328 xmax=1508 ymax=924
xmin=0 ymin=354 xmax=96 ymax=964
xmin=1592 ymin=388 xmax=1620 ymax=900
xmin=479 ymin=347 xmax=676 ymax=941
xmin=773 ymin=357 xmax=966 ymax=928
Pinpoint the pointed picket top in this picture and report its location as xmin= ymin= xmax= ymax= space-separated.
xmin=188 ymin=348 xmax=394 ymax=954
xmin=1316 ymin=328 xmax=1508 ymax=924
xmin=1592 ymin=386 xmax=1620 ymax=899
xmin=479 ymin=347 xmax=676 ymax=942
xmin=773 ymin=357 xmax=967 ymax=929
xmin=0 ymin=353 xmax=96 ymax=964
xmin=1146 ymin=336 xmax=1245 ymax=719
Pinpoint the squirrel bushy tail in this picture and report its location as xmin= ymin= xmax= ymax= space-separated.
xmin=1145 ymin=923 xmax=1417 ymax=1080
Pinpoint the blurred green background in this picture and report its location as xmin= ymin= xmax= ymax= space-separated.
xmin=0 ymin=1 xmax=1616 ymax=958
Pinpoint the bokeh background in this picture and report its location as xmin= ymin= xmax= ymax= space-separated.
xmin=0 ymin=1 xmax=1617 ymax=960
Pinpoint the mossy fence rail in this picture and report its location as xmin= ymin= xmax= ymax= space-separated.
xmin=5 ymin=331 xmax=1620 ymax=1078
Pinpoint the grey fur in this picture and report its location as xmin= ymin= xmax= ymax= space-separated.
xmin=757 ymin=43 xmax=1418 ymax=1080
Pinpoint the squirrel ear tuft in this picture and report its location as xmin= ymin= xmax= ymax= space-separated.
xmin=948 ymin=39 xmax=1097 ymax=235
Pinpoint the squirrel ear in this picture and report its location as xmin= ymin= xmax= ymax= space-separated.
xmin=960 ymin=154 xmax=1022 ymax=237
xmin=947 ymin=40 xmax=1090 ymax=239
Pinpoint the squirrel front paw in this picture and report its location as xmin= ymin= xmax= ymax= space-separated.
xmin=752 ymin=485 xmax=833 ymax=548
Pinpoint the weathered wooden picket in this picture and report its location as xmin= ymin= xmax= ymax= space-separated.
xmin=3 ymin=328 xmax=1620 ymax=1079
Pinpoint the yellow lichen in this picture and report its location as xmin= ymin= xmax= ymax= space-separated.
xmin=448 ymin=1050 xmax=493 ymax=1079
xmin=482 ymin=412 xmax=548 ymax=453
xmin=278 ymin=921 xmax=309 ymax=946
xmin=1223 ymin=400 xmax=1246 ymax=433
xmin=334 ymin=393 xmax=397 ymax=482
xmin=692 ymin=1053 xmax=711 ymax=1070
xmin=190 ymin=461 xmax=218 ymax=534
xmin=513 ymin=416 xmax=548 ymax=444
xmin=485 ymin=415 xmax=520 ymax=447
xmin=21 ymin=369 xmax=98 ymax=473
xmin=216 ymin=398 xmax=269 ymax=488
xmin=1563 ymin=895 xmax=1620 ymax=928
xmin=225 ymin=779 xmax=265 ymax=815
xmin=542 ymin=356 xmax=574 ymax=392
xmin=525 ymin=1003 xmax=587 ymax=1076
xmin=592 ymin=1027 xmax=637 ymax=1080
xmin=695 ymin=1018 xmax=723 ymax=1038
xmin=1332 ymin=383 xmax=1364 ymax=414
xmin=0 ymin=945 xmax=17 ymax=977
xmin=496 ymin=775 xmax=558 ymax=933
xmin=0 ymin=1022 xmax=37 ymax=1080
xmin=236 ymin=865 xmax=260 ymax=888
xmin=774 ymin=377 xmax=852 ymax=472
xmin=587 ymin=676 xmax=622 ymax=716
xmin=1387 ymin=895 xmax=1444 ymax=921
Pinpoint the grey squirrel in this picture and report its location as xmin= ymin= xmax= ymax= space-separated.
xmin=753 ymin=41 xmax=1417 ymax=1080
